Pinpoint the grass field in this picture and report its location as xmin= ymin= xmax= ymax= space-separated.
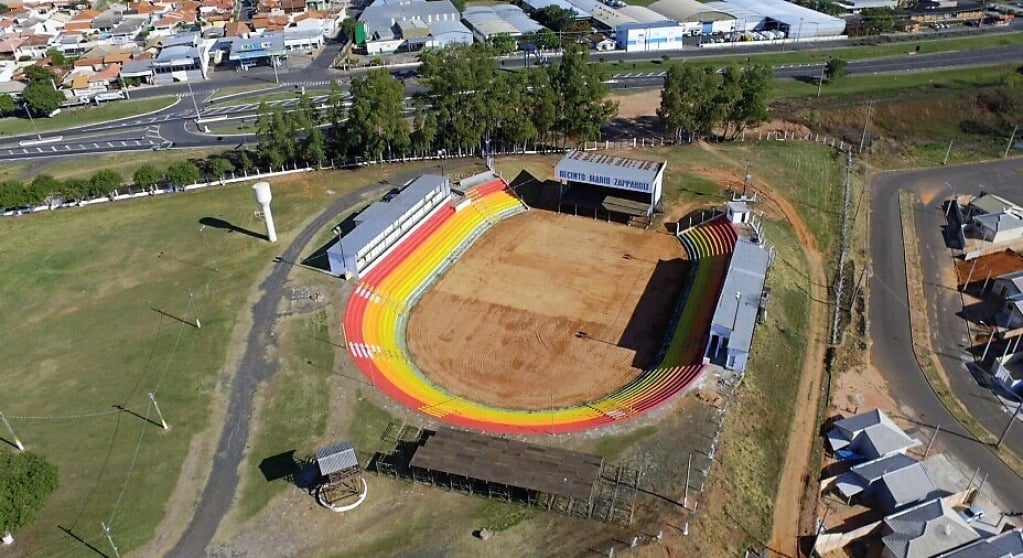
xmin=208 ymin=84 xmax=285 ymax=101
xmin=0 ymin=163 xmax=428 ymax=556
xmin=210 ymin=90 xmax=331 ymax=107
xmin=771 ymin=64 xmax=1019 ymax=99
xmin=599 ymin=31 xmax=1023 ymax=74
xmin=34 ymin=148 xmax=235 ymax=182
xmin=0 ymin=97 xmax=177 ymax=137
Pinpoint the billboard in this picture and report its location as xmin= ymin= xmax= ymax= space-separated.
xmin=556 ymin=169 xmax=652 ymax=194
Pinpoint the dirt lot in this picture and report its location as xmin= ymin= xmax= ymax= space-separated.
xmin=406 ymin=210 xmax=687 ymax=410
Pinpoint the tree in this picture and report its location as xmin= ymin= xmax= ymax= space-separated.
xmin=303 ymin=127 xmax=326 ymax=167
xmin=22 ymin=81 xmax=63 ymax=115
xmin=490 ymin=34 xmax=517 ymax=55
xmin=657 ymin=63 xmax=717 ymax=142
xmin=0 ymin=3 xmax=9 ymax=14
xmin=714 ymin=64 xmax=744 ymax=138
xmin=254 ymin=102 xmax=286 ymax=168
xmin=343 ymin=69 xmax=409 ymax=160
xmin=208 ymin=156 xmax=234 ymax=179
xmin=535 ymin=29 xmax=560 ymax=50
xmin=45 ymin=48 xmax=66 ymax=67
xmin=532 ymin=5 xmax=575 ymax=32
xmin=60 ymin=178 xmax=89 ymax=202
xmin=326 ymin=79 xmax=346 ymax=156
xmin=825 ymin=58 xmax=849 ymax=83
xmin=0 ymin=94 xmax=14 ymax=115
xmin=133 ymin=164 xmax=162 ymax=188
xmin=166 ymin=161 xmax=200 ymax=187
xmin=89 ymin=169 xmax=122 ymax=195
xmin=860 ymin=8 xmax=896 ymax=35
xmin=30 ymin=174 xmax=62 ymax=201
xmin=729 ymin=64 xmax=772 ymax=138
xmin=340 ymin=17 xmax=358 ymax=42
xmin=0 ymin=451 xmax=59 ymax=534
xmin=548 ymin=45 xmax=617 ymax=144
xmin=657 ymin=62 xmax=687 ymax=143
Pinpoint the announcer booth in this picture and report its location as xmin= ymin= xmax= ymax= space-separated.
xmin=554 ymin=151 xmax=666 ymax=226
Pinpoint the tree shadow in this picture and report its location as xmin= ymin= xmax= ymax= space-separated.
xmin=199 ymin=216 xmax=267 ymax=241
xmin=258 ymin=450 xmax=319 ymax=491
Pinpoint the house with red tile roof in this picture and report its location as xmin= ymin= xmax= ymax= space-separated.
xmin=223 ymin=20 xmax=252 ymax=36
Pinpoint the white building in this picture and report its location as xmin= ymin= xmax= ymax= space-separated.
xmin=704 ymin=238 xmax=770 ymax=372
xmin=614 ymin=21 xmax=687 ymax=52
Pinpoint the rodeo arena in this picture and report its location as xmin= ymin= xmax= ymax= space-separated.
xmin=314 ymin=153 xmax=773 ymax=527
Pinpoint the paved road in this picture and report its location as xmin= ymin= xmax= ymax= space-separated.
xmin=167 ymin=176 xmax=395 ymax=557
xmin=2 ymin=40 xmax=1021 ymax=162
xmin=871 ymin=159 xmax=1023 ymax=514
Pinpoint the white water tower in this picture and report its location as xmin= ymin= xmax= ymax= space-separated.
xmin=252 ymin=181 xmax=277 ymax=243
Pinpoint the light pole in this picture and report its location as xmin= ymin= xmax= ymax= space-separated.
xmin=23 ymin=101 xmax=41 ymax=140
xmin=997 ymin=398 xmax=1023 ymax=448
xmin=817 ymin=60 xmax=828 ymax=97
xmin=1004 ymin=125 xmax=1019 ymax=159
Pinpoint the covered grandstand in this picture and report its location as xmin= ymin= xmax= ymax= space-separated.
xmin=554 ymin=150 xmax=667 ymax=222
xmin=722 ymin=0 xmax=845 ymax=39
xmin=327 ymin=174 xmax=451 ymax=280
xmin=704 ymin=237 xmax=771 ymax=372
xmin=463 ymin=5 xmax=543 ymax=40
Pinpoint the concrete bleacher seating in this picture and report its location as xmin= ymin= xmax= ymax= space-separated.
xmin=343 ymin=185 xmax=739 ymax=434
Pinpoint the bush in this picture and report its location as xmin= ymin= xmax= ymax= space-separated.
xmin=0 ymin=451 xmax=59 ymax=534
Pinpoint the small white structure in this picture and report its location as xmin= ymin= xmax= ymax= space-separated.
xmin=727 ymin=201 xmax=751 ymax=224
xmin=252 ymin=182 xmax=277 ymax=243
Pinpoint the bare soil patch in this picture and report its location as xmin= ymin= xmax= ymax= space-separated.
xmin=406 ymin=210 xmax=687 ymax=410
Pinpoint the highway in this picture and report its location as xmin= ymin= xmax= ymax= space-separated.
xmin=871 ymin=160 xmax=1023 ymax=515
xmin=1 ymin=40 xmax=1021 ymax=162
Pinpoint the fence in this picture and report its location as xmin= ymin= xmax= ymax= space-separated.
xmin=1 ymin=129 xmax=852 ymax=218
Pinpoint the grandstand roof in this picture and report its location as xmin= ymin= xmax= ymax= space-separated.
xmin=712 ymin=238 xmax=770 ymax=354
xmin=555 ymin=150 xmax=666 ymax=195
xmin=721 ymin=0 xmax=845 ymax=38
xmin=339 ymin=174 xmax=450 ymax=264
xmin=617 ymin=4 xmax=673 ymax=23
xmin=649 ymin=0 xmax=733 ymax=21
xmin=409 ymin=428 xmax=603 ymax=501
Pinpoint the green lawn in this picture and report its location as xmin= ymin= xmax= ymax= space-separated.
xmin=210 ymin=89 xmax=331 ymax=107
xmin=0 ymin=163 xmax=422 ymax=555
xmin=770 ymin=64 xmax=1018 ymax=99
xmin=0 ymin=96 xmax=177 ymax=137
xmin=600 ymin=31 xmax=1023 ymax=74
xmin=237 ymin=308 xmax=334 ymax=520
xmin=208 ymin=84 xmax=285 ymax=102
xmin=34 ymin=148 xmax=234 ymax=181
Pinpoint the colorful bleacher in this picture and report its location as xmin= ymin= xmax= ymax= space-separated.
xmin=343 ymin=187 xmax=739 ymax=434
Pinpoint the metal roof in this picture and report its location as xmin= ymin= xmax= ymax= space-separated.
xmin=649 ymin=0 xmax=731 ymax=21
xmin=883 ymin=499 xmax=979 ymax=558
xmin=555 ymin=150 xmax=665 ymax=193
xmin=938 ymin=529 xmax=1023 ymax=558
xmin=710 ymin=238 xmax=770 ymax=353
xmin=409 ymin=428 xmax=603 ymax=501
xmin=315 ymin=441 xmax=359 ymax=475
xmin=879 ymin=463 xmax=939 ymax=511
xmin=493 ymin=5 xmax=545 ymax=33
xmin=851 ymin=453 xmax=918 ymax=484
xmin=360 ymin=0 xmax=461 ymax=39
xmin=617 ymin=5 xmax=672 ymax=23
xmin=974 ymin=211 xmax=1023 ymax=233
xmin=339 ymin=174 xmax=450 ymax=261
xmin=701 ymin=1 xmax=766 ymax=23
xmin=721 ymin=0 xmax=845 ymax=38
xmin=463 ymin=7 xmax=521 ymax=37
xmin=971 ymin=193 xmax=1019 ymax=215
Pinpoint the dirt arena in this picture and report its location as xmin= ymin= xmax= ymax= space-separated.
xmin=406 ymin=210 xmax=688 ymax=410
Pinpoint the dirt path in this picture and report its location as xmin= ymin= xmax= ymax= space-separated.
xmin=698 ymin=143 xmax=829 ymax=557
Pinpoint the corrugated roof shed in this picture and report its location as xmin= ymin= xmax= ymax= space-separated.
xmin=315 ymin=441 xmax=360 ymax=475
xmin=493 ymin=4 xmax=544 ymax=33
xmin=721 ymin=0 xmax=845 ymax=38
xmin=463 ymin=6 xmax=520 ymax=37
xmin=410 ymin=428 xmax=603 ymax=501
xmin=649 ymin=0 xmax=731 ymax=21
xmin=617 ymin=5 xmax=671 ymax=23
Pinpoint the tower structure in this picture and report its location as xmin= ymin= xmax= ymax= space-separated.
xmin=252 ymin=181 xmax=277 ymax=243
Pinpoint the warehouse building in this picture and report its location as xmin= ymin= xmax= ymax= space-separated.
xmin=566 ymin=0 xmax=638 ymax=34
xmin=618 ymin=5 xmax=672 ymax=23
xmin=614 ymin=20 xmax=688 ymax=51
xmin=649 ymin=0 xmax=727 ymax=33
xmin=721 ymin=0 xmax=845 ymax=39
xmin=702 ymin=2 xmax=765 ymax=32
xmin=327 ymin=175 xmax=452 ymax=280
xmin=705 ymin=237 xmax=771 ymax=372
xmin=356 ymin=0 xmax=473 ymax=54
xmin=463 ymin=5 xmax=543 ymax=41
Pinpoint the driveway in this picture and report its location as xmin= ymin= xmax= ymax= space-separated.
xmin=870 ymin=158 xmax=1023 ymax=514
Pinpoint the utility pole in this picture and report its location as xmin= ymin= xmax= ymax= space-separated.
xmin=1004 ymin=125 xmax=1019 ymax=159
xmin=859 ymin=100 xmax=875 ymax=154
xmin=101 ymin=522 xmax=121 ymax=558
xmin=189 ymin=293 xmax=201 ymax=329
xmin=683 ymin=452 xmax=692 ymax=510
xmin=149 ymin=393 xmax=169 ymax=430
xmin=943 ymin=138 xmax=954 ymax=165
xmin=997 ymin=399 xmax=1023 ymax=448
xmin=924 ymin=425 xmax=940 ymax=458
xmin=0 ymin=412 xmax=24 ymax=451
xmin=817 ymin=63 xmax=826 ymax=97
xmin=23 ymin=101 xmax=41 ymax=140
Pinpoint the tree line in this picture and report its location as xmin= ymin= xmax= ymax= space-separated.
xmin=252 ymin=44 xmax=618 ymax=167
xmin=0 ymin=155 xmax=242 ymax=210
xmin=657 ymin=61 xmax=772 ymax=143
